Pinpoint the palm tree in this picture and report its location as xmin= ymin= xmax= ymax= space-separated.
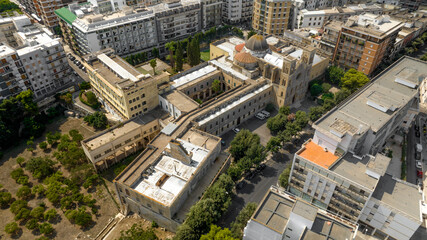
xmin=165 ymin=41 xmax=176 ymax=69
xmin=150 ymin=59 xmax=157 ymax=75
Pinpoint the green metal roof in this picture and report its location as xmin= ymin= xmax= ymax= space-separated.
xmin=54 ymin=8 xmax=77 ymax=25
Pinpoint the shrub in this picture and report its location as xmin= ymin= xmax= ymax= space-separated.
xmin=10 ymin=200 xmax=28 ymax=215
xmin=11 ymin=168 xmax=25 ymax=181
xmin=16 ymin=157 xmax=25 ymax=167
xmin=265 ymin=102 xmax=275 ymax=112
xmin=80 ymin=91 xmax=100 ymax=109
xmin=151 ymin=221 xmax=159 ymax=228
xmin=4 ymin=222 xmax=20 ymax=235
xmin=15 ymin=208 xmax=31 ymax=221
xmin=39 ymin=141 xmax=48 ymax=150
xmin=30 ymin=206 xmax=45 ymax=220
xmin=26 ymin=218 xmax=39 ymax=230
xmin=0 ymin=191 xmax=12 ymax=208
xmin=32 ymin=184 xmax=46 ymax=197
xmin=16 ymin=175 xmax=29 ymax=185
xmin=79 ymin=81 xmax=91 ymax=90
xmin=44 ymin=209 xmax=58 ymax=222
xmin=310 ymin=83 xmax=323 ymax=97
xmin=16 ymin=186 xmax=33 ymax=200
xmin=84 ymin=111 xmax=108 ymax=129
xmin=278 ymin=164 xmax=292 ymax=188
xmin=39 ymin=222 xmax=54 ymax=235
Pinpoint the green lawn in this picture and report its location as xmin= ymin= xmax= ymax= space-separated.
xmin=201 ymin=50 xmax=210 ymax=62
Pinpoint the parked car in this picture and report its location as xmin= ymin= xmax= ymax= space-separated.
xmin=415 ymin=152 xmax=421 ymax=160
xmin=81 ymin=66 xmax=86 ymax=72
xmin=415 ymin=125 xmax=419 ymax=131
xmin=417 ymin=179 xmax=423 ymax=189
xmin=257 ymin=163 xmax=266 ymax=171
xmin=417 ymin=170 xmax=423 ymax=178
xmin=232 ymin=128 xmax=240 ymax=134
xmin=221 ymin=140 xmax=226 ymax=146
xmin=261 ymin=110 xmax=271 ymax=118
xmin=416 ymin=160 xmax=422 ymax=169
xmin=255 ymin=113 xmax=265 ymax=120
xmin=73 ymin=71 xmax=78 ymax=76
xmin=416 ymin=131 xmax=420 ymax=138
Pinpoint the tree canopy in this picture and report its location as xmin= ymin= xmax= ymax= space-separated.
xmin=200 ymin=225 xmax=238 ymax=240
xmin=326 ymin=66 xmax=345 ymax=85
xmin=84 ymin=111 xmax=108 ymax=129
xmin=340 ymin=68 xmax=369 ymax=92
xmin=118 ymin=223 xmax=158 ymax=240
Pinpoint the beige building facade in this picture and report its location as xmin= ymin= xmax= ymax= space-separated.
xmin=252 ymin=0 xmax=292 ymax=35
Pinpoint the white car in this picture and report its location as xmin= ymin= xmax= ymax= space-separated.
xmin=255 ymin=113 xmax=265 ymax=120
xmin=232 ymin=128 xmax=240 ymax=134
xmin=416 ymin=160 xmax=422 ymax=169
xmin=261 ymin=110 xmax=271 ymax=118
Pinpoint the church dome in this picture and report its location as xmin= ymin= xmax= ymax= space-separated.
xmin=246 ymin=34 xmax=269 ymax=52
xmin=234 ymin=52 xmax=257 ymax=64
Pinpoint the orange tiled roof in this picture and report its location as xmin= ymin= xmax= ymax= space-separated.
xmin=235 ymin=43 xmax=245 ymax=52
xmin=298 ymin=141 xmax=339 ymax=169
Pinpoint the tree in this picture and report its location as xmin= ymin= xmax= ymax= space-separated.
xmin=16 ymin=90 xmax=38 ymax=115
xmin=174 ymin=223 xmax=198 ymax=240
xmin=188 ymin=37 xmax=201 ymax=66
xmin=79 ymin=81 xmax=91 ymax=90
xmin=203 ymin=174 xmax=234 ymax=213
xmin=321 ymin=83 xmax=331 ymax=93
xmin=265 ymin=102 xmax=275 ymax=112
xmin=15 ymin=208 xmax=31 ymax=221
xmin=17 ymin=186 xmax=33 ymax=200
xmin=151 ymin=47 xmax=159 ymax=58
xmin=84 ymin=111 xmax=108 ymax=129
xmin=39 ymin=141 xmax=48 ymax=150
xmin=247 ymin=30 xmax=257 ymax=39
xmin=322 ymin=98 xmax=336 ymax=111
xmin=267 ymin=136 xmax=281 ymax=153
xmin=39 ymin=222 xmax=54 ymax=235
xmin=150 ymin=59 xmax=157 ymax=75
xmin=278 ymin=164 xmax=292 ymax=188
xmin=279 ymin=106 xmax=290 ymax=115
xmin=267 ymin=114 xmax=287 ymax=134
xmin=334 ymin=88 xmax=351 ymax=104
xmin=65 ymin=207 xmax=92 ymax=227
xmin=200 ymin=225 xmax=238 ymax=240
xmin=308 ymin=106 xmax=324 ymax=122
xmin=294 ymin=111 xmax=309 ymax=129
xmin=44 ymin=209 xmax=58 ymax=222
xmin=310 ymin=83 xmax=323 ymax=97
xmin=11 ymin=168 xmax=26 ymax=181
xmin=16 ymin=157 xmax=25 ymax=167
xmin=165 ymin=41 xmax=176 ymax=69
xmin=30 ymin=206 xmax=45 ymax=220
xmin=230 ymin=202 xmax=257 ymax=238
xmin=10 ymin=200 xmax=28 ymax=215
xmin=175 ymin=41 xmax=184 ymax=72
xmin=69 ymin=129 xmax=83 ymax=142
xmin=212 ymin=79 xmax=221 ymax=93
xmin=229 ymin=130 xmax=260 ymax=160
xmin=46 ymin=131 xmax=61 ymax=145
xmin=25 ymin=218 xmax=39 ymax=230
xmin=4 ymin=222 xmax=19 ymax=235
xmin=118 ymin=223 xmax=158 ymax=240
xmin=33 ymin=184 xmax=46 ymax=198
xmin=326 ymin=66 xmax=345 ymax=84
xmin=184 ymin=199 xmax=218 ymax=237
xmin=340 ymin=68 xmax=369 ymax=92
xmin=0 ymin=191 xmax=12 ymax=208
xmin=0 ymin=0 xmax=20 ymax=13
xmin=25 ymin=157 xmax=55 ymax=180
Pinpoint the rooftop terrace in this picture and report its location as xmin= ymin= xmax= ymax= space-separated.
xmin=372 ymin=174 xmax=422 ymax=220
xmin=314 ymin=57 xmax=427 ymax=135
xmin=297 ymin=141 xmax=339 ymax=169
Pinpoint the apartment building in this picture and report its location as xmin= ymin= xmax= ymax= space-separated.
xmin=200 ymin=0 xmax=222 ymax=29
xmin=289 ymin=141 xmax=423 ymax=240
xmin=314 ymin=57 xmax=426 ymax=156
xmin=222 ymin=0 xmax=253 ymax=24
xmin=295 ymin=5 xmax=385 ymax=29
xmin=82 ymin=49 xmax=169 ymax=120
xmin=56 ymin=0 xmax=201 ymax=56
xmin=0 ymin=44 xmax=28 ymax=100
xmin=252 ymin=0 xmax=292 ymax=35
xmin=321 ymin=14 xmax=403 ymax=75
xmin=0 ymin=16 xmax=72 ymax=100
xmin=243 ymin=186 xmax=358 ymax=240
xmin=301 ymin=0 xmax=348 ymax=10
xmin=81 ymin=111 xmax=165 ymax=171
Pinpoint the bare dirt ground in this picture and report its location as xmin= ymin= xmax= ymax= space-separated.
xmin=104 ymin=214 xmax=174 ymax=240
xmin=0 ymin=116 xmax=119 ymax=240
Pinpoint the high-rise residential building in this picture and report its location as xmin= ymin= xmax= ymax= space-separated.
xmin=252 ymin=0 xmax=293 ymax=35
xmin=301 ymin=0 xmax=348 ymax=10
xmin=287 ymin=56 xmax=427 ymax=240
xmin=377 ymin=0 xmax=423 ymax=11
xmin=222 ymin=0 xmax=253 ymax=24
xmin=82 ymin=49 xmax=169 ymax=120
xmin=321 ymin=14 xmax=403 ymax=75
xmin=200 ymin=0 xmax=222 ymax=29
xmin=0 ymin=44 xmax=28 ymax=99
xmin=0 ymin=16 xmax=72 ymax=100
xmin=56 ymin=0 xmax=201 ymax=56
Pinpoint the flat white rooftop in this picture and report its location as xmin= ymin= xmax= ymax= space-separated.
xmin=0 ymin=44 xmax=16 ymax=58
xmin=198 ymin=84 xmax=271 ymax=126
xmin=288 ymin=49 xmax=324 ymax=65
xmin=132 ymin=139 xmax=209 ymax=206
xmin=172 ymin=65 xmax=217 ymax=89
xmin=97 ymin=53 xmax=142 ymax=82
